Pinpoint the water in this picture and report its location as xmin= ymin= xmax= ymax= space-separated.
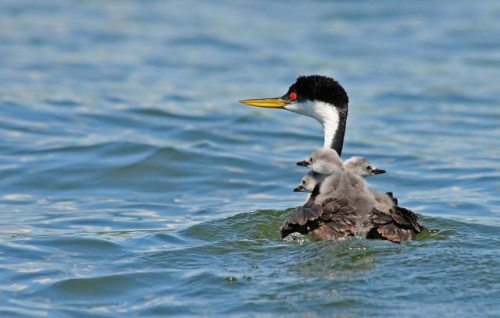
xmin=1 ymin=0 xmax=499 ymax=316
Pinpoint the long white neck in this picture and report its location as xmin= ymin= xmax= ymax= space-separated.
xmin=321 ymin=108 xmax=339 ymax=149
xmin=285 ymin=100 xmax=345 ymax=155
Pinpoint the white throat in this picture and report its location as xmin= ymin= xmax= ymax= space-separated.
xmin=285 ymin=100 xmax=340 ymax=148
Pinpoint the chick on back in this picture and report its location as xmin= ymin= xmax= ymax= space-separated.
xmin=343 ymin=156 xmax=386 ymax=177
xmin=297 ymin=148 xmax=385 ymax=178
xmin=296 ymin=148 xmax=344 ymax=174
xmin=284 ymin=148 xmax=424 ymax=243
xmin=294 ymin=149 xmax=385 ymax=195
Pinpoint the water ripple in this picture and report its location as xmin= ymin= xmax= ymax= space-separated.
xmin=1 ymin=0 xmax=499 ymax=316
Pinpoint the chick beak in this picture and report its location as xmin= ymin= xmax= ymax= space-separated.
xmin=293 ymin=185 xmax=304 ymax=192
xmin=372 ymin=168 xmax=386 ymax=175
xmin=296 ymin=160 xmax=310 ymax=167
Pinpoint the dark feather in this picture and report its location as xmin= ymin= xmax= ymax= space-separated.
xmin=281 ymin=197 xmax=356 ymax=241
xmin=313 ymin=203 xmax=357 ymax=240
xmin=368 ymin=206 xmax=424 ymax=243
xmin=280 ymin=204 xmax=323 ymax=238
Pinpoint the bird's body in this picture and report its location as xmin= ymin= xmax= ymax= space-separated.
xmin=315 ymin=170 xmax=378 ymax=238
xmin=283 ymin=166 xmax=424 ymax=242
xmin=239 ymin=75 xmax=425 ymax=243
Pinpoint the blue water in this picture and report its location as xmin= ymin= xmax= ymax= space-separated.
xmin=1 ymin=0 xmax=499 ymax=317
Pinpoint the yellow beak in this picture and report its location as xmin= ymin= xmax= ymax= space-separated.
xmin=239 ymin=97 xmax=289 ymax=109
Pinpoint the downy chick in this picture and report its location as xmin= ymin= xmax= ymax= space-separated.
xmin=284 ymin=149 xmax=423 ymax=242
xmin=297 ymin=148 xmax=385 ymax=177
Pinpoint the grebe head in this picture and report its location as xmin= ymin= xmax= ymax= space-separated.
xmin=240 ymin=75 xmax=349 ymax=155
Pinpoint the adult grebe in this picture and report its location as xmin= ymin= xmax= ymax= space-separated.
xmin=240 ymin=76 xmax=424 ymax=243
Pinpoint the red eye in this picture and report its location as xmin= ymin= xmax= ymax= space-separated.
xmin=290 ymin=92 xmax=298 ymax=101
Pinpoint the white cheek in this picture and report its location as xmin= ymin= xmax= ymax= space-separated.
xmin=305 ymin=183 xmax=316 ymax=192
xmin=283 ymin=103 xmax=304 ymax=114
xmin=284 ymin=100 xmax=315 ymax=117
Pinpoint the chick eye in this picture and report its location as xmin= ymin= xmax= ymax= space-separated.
xmin=302 ymin=180 xmax=306 ymax=184
xmin=367 ymin=166 xmax=372 ymax=171
xmin=289 ymin=92 xmax=298 ymax=101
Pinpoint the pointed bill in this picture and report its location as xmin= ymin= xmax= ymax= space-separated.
xmin=239 ymin=97 xmax=289 ymax=109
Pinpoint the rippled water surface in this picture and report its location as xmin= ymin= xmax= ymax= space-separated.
xmin=1 ymin=0 xmax=499 ymax=317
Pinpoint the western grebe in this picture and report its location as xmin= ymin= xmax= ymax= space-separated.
xmin=240 ymin=75 xmax=424 ymax=243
